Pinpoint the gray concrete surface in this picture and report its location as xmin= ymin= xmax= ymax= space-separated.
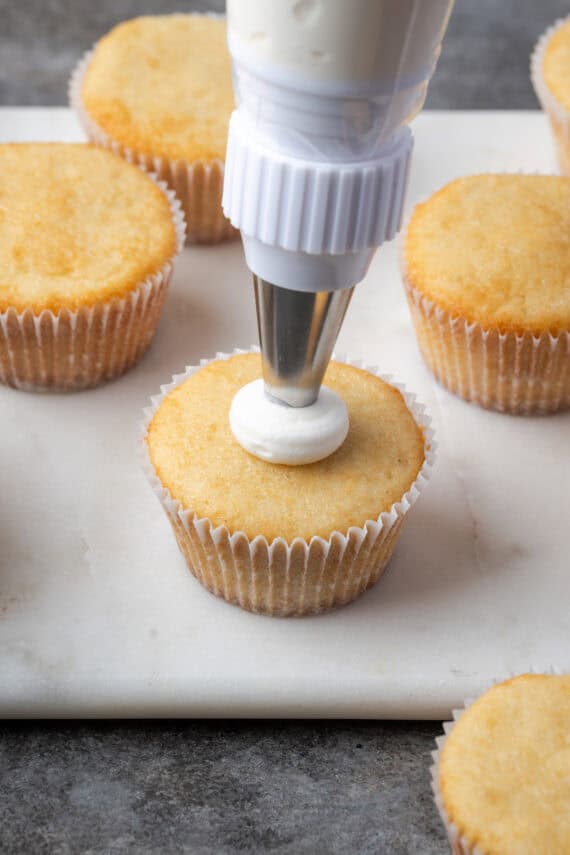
xmin=0 ymin=720 xmax=446 ymax=854
xmin=1 ymin=1 xmax=566 ymax=853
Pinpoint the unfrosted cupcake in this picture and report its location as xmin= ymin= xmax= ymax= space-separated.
xmin=0 ymin=143 xmax=183 ymax=392
xmin=71 ymin=14 xmax=237 ymax=244
xmin=434 ymin=674 xmax=570 ymax=855
xmin=143 ymin=351 xmax=433 ymax=617
xmin=403 ymin=174 xmax=570 ymax=414
xmin=532 ymin=17 xmax=570 ymax=175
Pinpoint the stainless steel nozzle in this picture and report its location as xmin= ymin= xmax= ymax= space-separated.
xmin=253 ymin=276 xmax=354 ymax=408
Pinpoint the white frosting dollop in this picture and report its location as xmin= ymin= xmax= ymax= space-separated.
xmin=229 ymin=379 xmax=349 ymax=465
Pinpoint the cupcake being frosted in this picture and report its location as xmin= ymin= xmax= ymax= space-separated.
xmin=143 ymin=352 xmax=433 ymax=617
xmin=72 ymin=14 xmax=236 ymax=244
xmin=140 ymin=0 xmax=451 ymax=614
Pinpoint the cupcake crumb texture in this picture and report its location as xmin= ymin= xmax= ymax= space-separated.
xmin=0 ymin=143 xmax=176 ymax=313
xmin=81 ymin=15 xmax=234 ymax=163
xmin=439 ymin=674 xmax=570 ymax=855
xmin=405 ymin=174 xmax=570 ymax=336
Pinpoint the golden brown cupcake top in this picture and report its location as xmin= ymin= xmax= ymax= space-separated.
xmin=440 ymin=674 xmax=570 ymax=855
xmin=404 ymin=174 xmax=570 ymax=335
xmin=0 ymin=143 xmax=176 ymax=314
xmin=81 ymin=14 xmax=233 ymax=163
xmin=146 ymin=353 xmax=425 ymax=542
xmin=543 ymin=18 xmax=570 ymax=112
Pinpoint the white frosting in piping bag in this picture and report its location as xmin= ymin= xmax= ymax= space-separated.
xmin=229 ymin=379 xmax=349 ymax=465
xmin=227 ymin=0 xmax=453 ymax=92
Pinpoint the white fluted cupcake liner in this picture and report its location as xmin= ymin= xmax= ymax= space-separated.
xmin=531 ymin=16 xmax=570 ymax=175
xmin=69 ymin=46 xmax=238 ymax=245
xmin=139 ymin=347 xmax=436 ymax=617
xmin=404 ymin=279 xmax=570 ymax=414
xmin=431 ymin=668 xmax=564 ymax=855
xmin=0 ymin=177 xmax=185 ymax=393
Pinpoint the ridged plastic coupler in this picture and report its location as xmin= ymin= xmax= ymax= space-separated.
xmin=223 ymin=111 xmax=413 ymax=258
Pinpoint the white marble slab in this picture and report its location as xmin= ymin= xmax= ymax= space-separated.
xmin=0 ymin=109 xmax=568 ymax=718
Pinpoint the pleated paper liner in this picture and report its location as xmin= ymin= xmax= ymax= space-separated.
xmin=140 ymin=348 xmax=436 ymax=617
xmin=69 ymin=43 xmax=238 ymax=246
xmin=531 ymin=16 xmax=570 ymax=175
xmin=403 ymin=278 xmax=570 ymax=415
xmin=0 ymin=177 xmax=185 ymax=393
xmin=431 ymin=668 xmax=564 ymax=855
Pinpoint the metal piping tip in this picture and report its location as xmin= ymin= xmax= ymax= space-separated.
xmin=253 ymin=276 xmax=354 ymax=408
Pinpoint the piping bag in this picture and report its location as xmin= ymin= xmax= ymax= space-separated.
xmin=222 ymin=0 xmax=453 ymax=464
